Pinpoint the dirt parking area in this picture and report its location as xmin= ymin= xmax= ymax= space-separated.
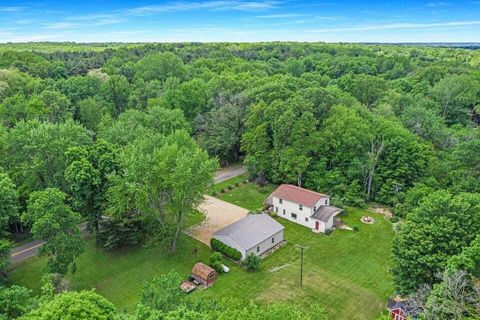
xmin=185 ymin=195 xmax=249 ymax=246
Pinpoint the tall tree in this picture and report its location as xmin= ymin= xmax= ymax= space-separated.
xmin=98 ymin=106 xmax=189 ymax=147
xmin=100 ymin=75 xmax=130 ymax=117
xmin=134 ymin=52 xmax=186 ymax=82
xmin=392 ymin=190 xmax=480 ymax=294
xmin=108 ymin=131 xmax=216 ymax=251
xmin=1 ymin=120 xmax=92 ymax=198
xmin=25 ymin=90 xmax=74 ymax=123
xmin=0 ymin=169 xmax=19 ymax=234
xmin=138 ymin=270 xmax=184 ymax=314
xmin=0 ymin=285 xmax=33 ymax=319
xmin=0 ymin=240 xmax=11 ymax=284
xmin=429 ymin=74 xmax=480 ymax=125
xmin=196 ymin=93 xmax=247 ymax=163
xmin=21 ymin=290 xmax=116 ymax=320
xmin=65 ymin=140 xmax=119 ymax=234
xmin=23 ymin=188 xmax=84 ymax=274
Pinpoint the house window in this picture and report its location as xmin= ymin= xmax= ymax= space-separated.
xmin=271 ymin=237 xmax=275 ymax=243
xmin=279 ymin=198 xmax=283 ymax=204
xmin=305 ymin=217 xmax=309 ymax=222
xmin=256 ymin=246 xmax=260 ymax=253
xmin=291 ymin=213 xmax=297 ymax=220
xmin=275 ymin=206 xmax=278 ymax=212
xmin=299 ymin=204 xmax=303 ymax=211
xmin=313 ymin=206 xmax=316 ymax=211
xmin=283 ymin=209 xmax=286 ymax=215
xmin=325 ymin=199 xmax=328 ymax=205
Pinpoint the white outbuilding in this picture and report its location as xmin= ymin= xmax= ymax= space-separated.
xmin=212 ymin=214 xmax=284 ymax=260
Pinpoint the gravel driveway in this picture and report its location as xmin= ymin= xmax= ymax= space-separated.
xmin=185 ymin=195 xmax=249 ymax=246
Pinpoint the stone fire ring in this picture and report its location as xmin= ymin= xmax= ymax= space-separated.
xmin=360 ymin=216 xmax=376 ymax=224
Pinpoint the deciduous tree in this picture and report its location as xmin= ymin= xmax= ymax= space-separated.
xmin=23 ymin=188 xmax=84 ymax=274
xmin=392 ymin=190 xmax=480 ymax=294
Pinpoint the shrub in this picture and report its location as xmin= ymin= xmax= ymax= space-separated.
xmin=325 ymin=229 xmax=332 ymax=235
xmin=235 ymin=182 xmax=240 ymax=187
xmin=209 ymin=252 xmax=222 ymax=265
xmin=390 ymin=215 xmax=400 ymax=223
xmin=352 ymin=225 xmax=359 ymax=232
xmin=241 ymin=253 xmax=261 ymax=272
xmin=212 ymin=191 xmax=218 ymax=196
xmin=243 ymin=179 xmax=248 ymax=184
xmin=209 ymin=252 xmax=224 ymax=273
xmin=210 ymin=261 xmax=223 ymax=273
xmin=255 ymin=171 xmax=267 ymax=188
xmin=220 ymin=189 xmax=226 ymax=193
xmin=210 ymin=238 xmax=242 ymax=261
xmin=228 ymin=185 xmax=234 ymax=190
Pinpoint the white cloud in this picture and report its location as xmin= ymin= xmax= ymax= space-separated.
xmin=0 ymin=6 xmax=26 ymax=13
xmin=44 ymin=22 xmax=81 ymax=30
xmin=425 ymin=1 xmax=449 ymax=7
xmin=43 ymin=16 xmax=124 ymax=30
xmin=125 ymin=1 xmax=279 ymax=15
xmin=309 ymin=20 xmax=480 ymax=33
xmin=256 ymin=13 xmax=305 ymax=18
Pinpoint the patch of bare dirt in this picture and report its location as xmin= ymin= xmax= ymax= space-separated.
xmin=369 ymin=206 xmax=393 ymax=218
xmin=184 ymin=195 xmax=249 ymax=246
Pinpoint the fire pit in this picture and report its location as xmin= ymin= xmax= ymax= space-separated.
xmin=360 ymin=216 xmax=375 ymax=224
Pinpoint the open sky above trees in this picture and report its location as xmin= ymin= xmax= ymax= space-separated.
xmin=0 ymin=0 xmax=480 ymax=42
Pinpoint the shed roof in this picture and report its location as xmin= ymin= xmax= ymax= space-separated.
xmin=387 ymin=299 xmax=418 ymax=317
xmin=192 ymin=262 xmax=216 ymax=280
xmin=311 ymin=205 xmax=343 ymax=222
xmin=213 ymin=214 xmax=284 ymax=250
xmin=270 ymin=184 xmax=328 ymax=207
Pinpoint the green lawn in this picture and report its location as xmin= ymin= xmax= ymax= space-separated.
xmin=210 ymin=173 xmax=249 ymax=194
xmin=9 ymin=179 xmax=394 ymax=319
xmin=216 ymin=180 xmax=277 ymax=211
xmin=200 ymin=208 xmax=394 ymax=319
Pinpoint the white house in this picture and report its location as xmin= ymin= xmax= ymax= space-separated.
xmin=266 ymin=184 xmax=343 ymax=233
xmin=212 ymin=214 xmax=284 ymax=259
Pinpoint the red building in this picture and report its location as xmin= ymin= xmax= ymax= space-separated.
xmin=191 ymin=262 xmax=217 ymax=287
xmin=387 ymin=299 xmax=417 ymax=320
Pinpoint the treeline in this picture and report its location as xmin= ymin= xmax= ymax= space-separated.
xmin=0 ymin=42 xmax=479 ymax=318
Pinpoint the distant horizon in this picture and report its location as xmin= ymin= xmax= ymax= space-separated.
xmin=1 ymin=1 xmax=479 ymax=43
xmin=1 ymin=41 xmax=480 ymax=47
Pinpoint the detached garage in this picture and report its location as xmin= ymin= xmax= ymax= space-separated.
xmin=212 ymin=214 xmax=284 ymax=260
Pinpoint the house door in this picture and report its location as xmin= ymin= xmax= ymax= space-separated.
xmin=315 ymin=221 xmax=319 ymax=230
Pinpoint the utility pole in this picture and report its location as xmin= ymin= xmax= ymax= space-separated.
xmin=296 ymin=245 xmax=308 ymax=288
xmin=300 ymin=246 xmax=304 ymax=288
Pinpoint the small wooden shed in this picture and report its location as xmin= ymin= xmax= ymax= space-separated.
xmin=191 ymin=262 xmax=217 ymax=287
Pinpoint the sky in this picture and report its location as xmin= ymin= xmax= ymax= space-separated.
xmin=0 ymin=0 xmax=479 ymax=43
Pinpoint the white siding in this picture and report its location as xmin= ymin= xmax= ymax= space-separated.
xmin=273 ymin=197 xmax=315 ymax=228
xmin=245 ymin=230 xmax=284 ymax=257
xmin=312 ymin=196 xmax=330 ymax=213
xmin=214 ymin=230 xmax=284 ymax=260
xmin=325 ymin=215 xmax=334 ymax=230
xmin=273 ymin=196 xmax=331 ymax=233
xmin=212 ymin=234 xmax=247 ymax=259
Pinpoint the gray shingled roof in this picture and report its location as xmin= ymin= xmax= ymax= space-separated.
xmin=213 ymin=214 xmax=284 ymax=250
xmin=311 ymin=205 xmax=343 ymax=222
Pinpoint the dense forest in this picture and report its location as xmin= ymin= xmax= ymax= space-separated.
xmin=0 ymin=42 xmax=479 ymax=319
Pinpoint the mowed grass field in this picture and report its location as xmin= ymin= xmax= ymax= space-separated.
xmin=9 ymin=180 xmax=394 ymax=320
xmin=215 ymin=176 xmax=277 ymax=211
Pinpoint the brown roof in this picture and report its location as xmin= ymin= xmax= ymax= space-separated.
xmin=192 ymin=262 xmax=216 ymax=280
xmin=271 ymin=184 xmax=328 ymax=207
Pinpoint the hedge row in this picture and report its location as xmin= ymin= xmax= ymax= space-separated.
xmin=210 ymin=238 xmax=242 ymax=261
